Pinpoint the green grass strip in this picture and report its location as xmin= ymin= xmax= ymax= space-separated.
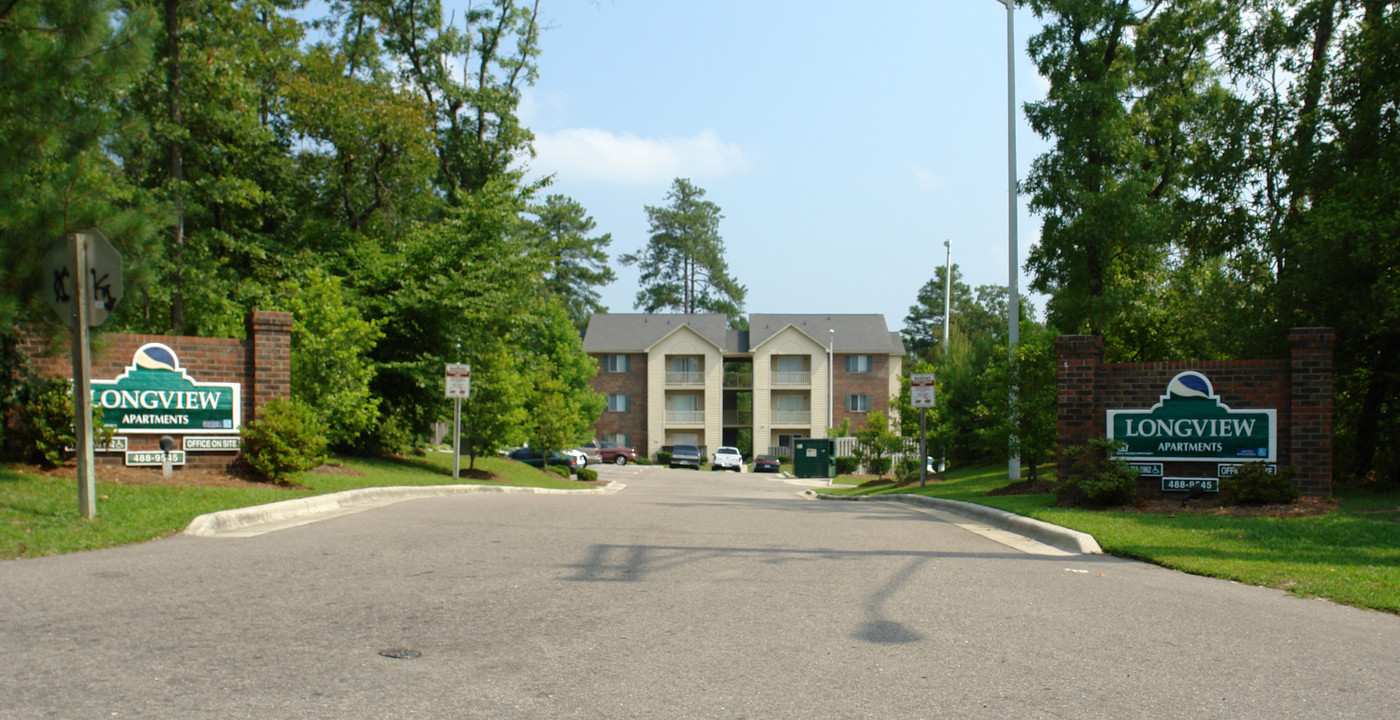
xmin=822 ymin=465 xmax=1400 ymax=615
xmin=0 ymin=452 xmax=591 ymax=560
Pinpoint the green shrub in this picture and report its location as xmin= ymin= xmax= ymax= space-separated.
xmin=20 ymin=377 xmax=77 ymax=467
xmin=1056 ymin=438 xmax=1140 ymax=508
xmin=1222 ymin=463 xmax=1299 ymax=505
xmin=577 ymin=467 xmax=598 ymax=482
xmin=776 ymin=454 xmax=792 ymax=465
xmin=895 ymin=456 xmax=920 ymax=482
xmin=548 ymin=463 xmax=572 ymax=477
xmin=239 ymin=398 xmax=328 ymax=484
xmin=655 ymin=450 xmax=672 ymax=465
xmin=835 ymin=456 xmax=859 ymax=476
xmin=867 ymin=457 xmax=892 ymax=476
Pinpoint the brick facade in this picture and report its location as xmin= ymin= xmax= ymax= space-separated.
xmin=17 ymin=311 xmax=293 ymax=471
xmin=833 ymin=353 xmax=892 ymax=429
xmin=589 ymin=353 xmax=647 ymax=450
xmin=1055 ymin=328 xmax=1335 ymax=497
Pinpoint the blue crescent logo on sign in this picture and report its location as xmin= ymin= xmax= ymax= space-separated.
xmin=1166 ymin=371 xmax=1212 ymax=399
xmin=134 ymin=344 xmax=179 ymax=371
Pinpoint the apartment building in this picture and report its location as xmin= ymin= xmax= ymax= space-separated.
xmin=582 ymin=313 xmax=905 ymax=457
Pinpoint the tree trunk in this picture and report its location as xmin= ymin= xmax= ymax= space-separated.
xmin=165 ymin=0 xmax=185 ymax=333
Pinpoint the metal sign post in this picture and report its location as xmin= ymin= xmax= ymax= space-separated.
xmin=445 ymin=364 xmax=471 ymax=480
xmin=43 ymin=231 xmax=123 ymax=519
xmin=911 ymin=373 xmax=936 ymax=488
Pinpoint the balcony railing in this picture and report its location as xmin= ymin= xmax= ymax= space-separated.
xmin=666 ymin=371 xmax=704 ymax=385
xmin=771 ymin=371 xmax=811 ymax=386
xmin=771 ymin=410 xmax=811 ymax=425
xmin=722 ymin=410 xmax=753 ymax=426
xmin=665 ymin=410 xmax=706 ymax=425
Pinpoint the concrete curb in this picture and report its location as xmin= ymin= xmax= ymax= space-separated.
xmin=184 ymin=481 xmax=626 ymax=537
xmin=809 ymin=491 xmax=1103 ymax=555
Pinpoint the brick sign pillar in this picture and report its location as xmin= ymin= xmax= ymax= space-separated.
xmin=1054 ymin=334 xmax=1105 ymax=483
xmin=1289 ymin=328 xmax=1335 ymax=496
xmin=247 ymin=311 xmax=292 ymax=422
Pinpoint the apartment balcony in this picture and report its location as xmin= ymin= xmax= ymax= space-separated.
xmin=665 ymin=410 xmax=706 ymax=425
xmin=771 ymin=410 xmax=811 ymax=426
xmin=666 ymin=371 xmax=704 ymax=386
xmin=723 ymin=371 xmax=752 ymax=389
xmin=771 ymin=371 xmax=812 ymax=386
xmin=722 ymin=410 xmax=753 ymax=426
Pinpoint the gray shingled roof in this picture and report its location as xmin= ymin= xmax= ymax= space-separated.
xmin=581 ymin=314 xmax=729 ymax=353
xmin=583 ymin=313 xmax=904 ymax=356
xmin=749 ymin=314 xmax=904 ymax=355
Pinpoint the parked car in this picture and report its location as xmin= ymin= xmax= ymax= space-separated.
xmin=753 ymin=455 xmax=781 ymax=473
xmin=507 ymin=447 xmax=582 ymax=475
xmin=562 ymin=448 xmax=588 ymax=468
xmin=711 ymin=446 xmax=743 ymax=472
xmin=580 ymin=441 xmax=638 ymax=466
xmin=669 ymin=444 xmax=702 ymax=469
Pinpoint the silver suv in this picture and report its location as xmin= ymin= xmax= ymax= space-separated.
xmin=711 ymin=446 xmax=743 ymax=472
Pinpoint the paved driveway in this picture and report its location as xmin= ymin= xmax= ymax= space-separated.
xmin=2 ymin=465 xmax=1397 ymax=718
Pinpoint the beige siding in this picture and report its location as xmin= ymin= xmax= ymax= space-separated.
xmin=648 ymin=326 xmax=724 ymax=452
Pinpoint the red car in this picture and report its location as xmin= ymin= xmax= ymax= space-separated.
xmin=580 ymin=441 xmax=637 ymax=466
xmin=753 ymin=455 xmax=781 ymax=473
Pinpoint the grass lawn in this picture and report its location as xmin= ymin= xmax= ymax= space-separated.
xmin=0 ymin=452 xmax=591 ymax=560
xmin=822 ymin=465 xmax=1400 ymax=615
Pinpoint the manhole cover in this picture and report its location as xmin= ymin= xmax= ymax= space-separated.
xmin=379 ymin=649 xmax=421 ymax=660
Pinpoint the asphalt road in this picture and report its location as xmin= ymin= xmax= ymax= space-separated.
xmin=2 ymin=465 xmax=1397 ymax=719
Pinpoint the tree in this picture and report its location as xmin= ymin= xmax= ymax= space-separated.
xmin=621 ymin=178 xmax=747 ymax=323
xmin=1023 ymin=0 xmax=1232 ymax=354
xmin=280 ymin=269 xmax=383 ymax=450
xmin=526 ymin=194 xmax=617 ymax=332
xmin=519 ymin=299 xmax=606 ymax=454
xmin=459 ymin=338 xmax=530 ymax=469
xmin=853 ymin=410 xmax=901 ymax=480
xmin=0 ymin=0 xmax=162 ymax=333
xmin=974 ymin=326 xmax=1059 ymax=482
xmin=902 ymin=265 xmax=1014 ymax=363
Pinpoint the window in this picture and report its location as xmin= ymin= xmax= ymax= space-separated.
xmin=670 ymin=395 xmax=699 ymax=412
xmin=602 ymin=433 xmax=630 ymax=447
xmin=775 ymin=356 xmax=804 ymax=373
xmin=846 ymin=394 xmax=871 ymax=412
xmin=607 ymin=394 xmax=629 ymax=412
xmin=775 ymin=394 xmax=807 ymax=411
xmin=603 ymin=355 xmax=630 ymax=372
xmin=671 ymin=356 xmax=699 ymax=373
xmin=845 ymin=355 xmax=872 ymax=373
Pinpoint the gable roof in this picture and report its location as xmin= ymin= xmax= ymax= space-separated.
xmin=582 ymin=314 xmax=729 ymax=353
xmin=748 ymin=314 xmax=904 ymax=355
xmin=583 ymin=313 xmax=904 ymax=356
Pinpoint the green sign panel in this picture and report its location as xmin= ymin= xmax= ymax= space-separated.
xmin=1108 ymin=371 xmax=1275 ymax=463
xmin=90 ymin=343 xmax=240 ymax=434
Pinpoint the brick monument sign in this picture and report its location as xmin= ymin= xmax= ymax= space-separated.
xmin=16 ymin=311 xmax=292 ymax=472
xmin=1056 ymin=328 xmax=1335 ymax=498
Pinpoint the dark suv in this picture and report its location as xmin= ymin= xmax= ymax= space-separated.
xmin=668 ymin=444 xmax=702 ymax=469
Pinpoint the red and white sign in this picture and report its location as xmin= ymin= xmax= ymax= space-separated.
xmin=911 ymin=373 xmax=936 ymax=408
xmin=445 ymin=363 xmax=471 ymax=399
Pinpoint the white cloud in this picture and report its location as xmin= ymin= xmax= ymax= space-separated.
xmin=530 ymin=128 xmax=748 ymax=186
xmin=911 ymin=164 xmax=946 ymax=193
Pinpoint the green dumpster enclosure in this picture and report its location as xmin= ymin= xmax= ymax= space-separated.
xmin=793 ymin=438 xmax=835 ymax=479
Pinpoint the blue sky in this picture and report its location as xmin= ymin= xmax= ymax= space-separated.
xmin=506 ymin=1 xmax=1051 ymax=332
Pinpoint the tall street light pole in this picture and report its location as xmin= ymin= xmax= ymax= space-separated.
xmin=995 ymin=0 xmax=1021 ymax=480
xmin=942 ymin=239 xmax=952 ymax=355
xmin=828 ymin=328 xmax=835 ymax=433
